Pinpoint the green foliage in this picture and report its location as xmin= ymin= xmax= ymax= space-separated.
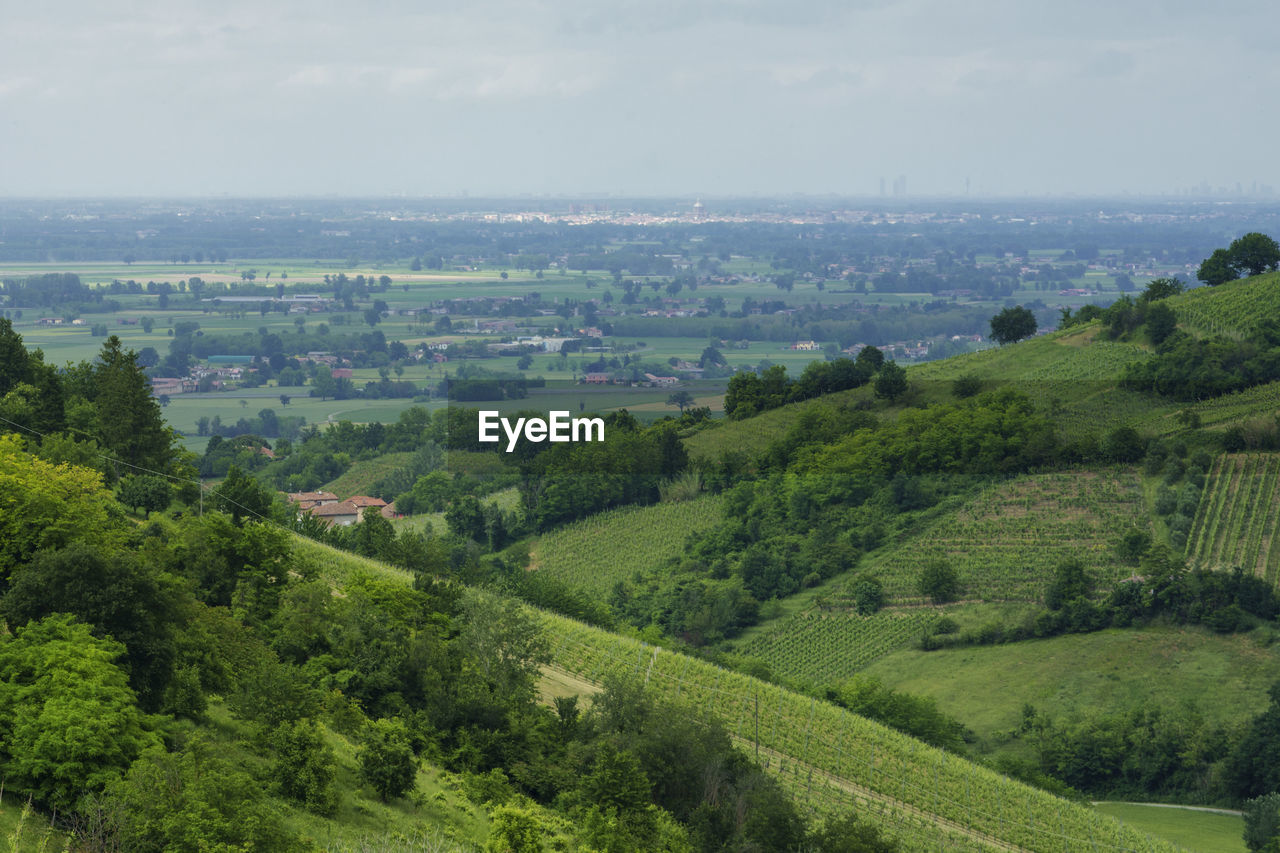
xmin=1244 ymin=792 xmax=1280 ymax=852
xmin=359 ymin=718 xmax=418 ymax=802
xmin=0 ymin=615 xmax=159 ymax=812
xmin=2 ymin=543 xmax=185 ymax=711
xmin=1045 ymin=560 xmax=1093 ymax=610
xmin=809 ymin=814 xmax=900 ymax=852
xmin=989 ymin=305 xmax=1037 ymax=345
xmin=952 ymin=374 xmax=982 ymax=398
xmin=210 ymin=464 xmax=279 ymax=524
xmin=268 ymin=718 xmax=340 ymax=815
xmin=1199 ymin=247 xmax=1241 ymax=286
xmin=0 ymin=434 xmax=126 ymax=586
xmin=117 ymin=473 xmax=172 ymax=516
xmin=486 ymin=802 xmax=547 ymax=853
xmin=1229 ymin=232 xmax=1280 ymax=277
xmin=102 ymin=737 xmax=305 ymax=852
xmin=738 ymin=609 xmax=938 ymax=684
xmin=828 ymin=675 xmax=969 ymax=752
xmin=918 ymin=559 xmax=961 ymax=604
xmin=873 ymin=361 xmax=908 ymax=401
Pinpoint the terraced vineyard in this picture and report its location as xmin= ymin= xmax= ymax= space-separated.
xmin=542 ymin=614 xmax=1182 ymax=853
xmin=528 ymin=494 xmax=724 ymax=598
xmin=858 ymin=469 xmax=1150 ymax=603
xmin=1187 ymin=453 xmax=1280 ymax=584
xmin=737 ymin=609 xmax=941 ymax=686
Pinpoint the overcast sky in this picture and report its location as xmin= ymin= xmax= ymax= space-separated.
xmin=3 ymin=0 xmax=1277 ymax=198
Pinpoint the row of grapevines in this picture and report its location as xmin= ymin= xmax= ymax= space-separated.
xmin=541 ymin=613 xmax=1183 ymax=853
xmin=736 ymin=610 xmax=940 ymax=685
xmin=529 ymin=494 xmax=725 ymax=598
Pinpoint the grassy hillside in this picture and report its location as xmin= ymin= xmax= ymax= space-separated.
xmin=527 ymin=494 xmax=725 ymax=598
xmin=861 ymin=626 xmax=1280 ymax=743
xmin=321 ymin=451 xmax=416 ymax=498
xmin=1093 ymin=803 xmax=1245 ymax=853
xmin=301 ymin=535 xmax=1184 ymax=853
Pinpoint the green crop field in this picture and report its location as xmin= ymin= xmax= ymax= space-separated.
xmin=862 ymin=625 xmax=1280 ymax=742
xmin=1092 ymin=803 xmax=1245 ymax=853
xmin=528 ymin=494 xmax=725 ymax=599
xmin=852 ymin=468 xmax=1151 ymax=604
xmin=1187 ymin=453 xmax=1280 ymax=584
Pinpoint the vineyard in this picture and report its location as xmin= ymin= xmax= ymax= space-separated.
xmin=301 ymin=535 xmax=1185 ymax=851
xmin=736 ymin=609 xmax=942 ymax=686
xmin=1186 ymin=453 xmax=1280 ymax=584
xmin=526 ymin=494 xmax=725 ymax=598
xmin=855 ymin=469 xmax=1150 ymax=604
xmin=541 ymin=613 xmax=1184 ymax=853
xmin=1170 ymin=271 xmax=1280 ymax=339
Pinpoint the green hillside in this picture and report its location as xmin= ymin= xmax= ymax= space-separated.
xmin=1170 ymin=270 xmax=1280 ymax=338
xmin=299 ymin=536 xmax=1184 ymax=853
xmin=862 ymin=626 xmax=1280 ymax=743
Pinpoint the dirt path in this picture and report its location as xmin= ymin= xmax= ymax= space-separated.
xmin=1092 ymin=801 xmax=1243 ymax=817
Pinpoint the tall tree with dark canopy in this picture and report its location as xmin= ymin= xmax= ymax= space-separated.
xmin=989 ymin=305 xmax=1037 ymax=345
xmin=1229 ymin=232 xmax=1280 ymax=277
xmin=1198 ymin=247 xmax=1240 ymax=286
xmin=93 ymin=336 xmax=174 ymax=473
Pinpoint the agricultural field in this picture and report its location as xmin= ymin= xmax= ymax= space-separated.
xmin=1171 ymin=271 xmax=1280 ymax=339
xmin=1092 ymin=803 xmax=1245 ymax=853
xmin=1187 ymin=453 xmax=1280 ymax=583
xmin=861 ymin=625 xmax=1280 ymax=743
xmin=527 ymin=494 xmax=725 ymax=599
xmin=540 ymin=614 xmax=1182 ymax=853
xmin=301 ymin=535 xmax=1181 ymax=852
xmin=853 ymin=468 xmax=1151 ymax=604
xmin=735 ymin=609 xmax=942 ymax=687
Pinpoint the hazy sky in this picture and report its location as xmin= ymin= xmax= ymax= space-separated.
xmin=3 ymin=0 xmax=1277 ymax=197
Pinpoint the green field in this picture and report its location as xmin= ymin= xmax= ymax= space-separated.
xmin=1093 ymin=803 xmax=1245 ymax=853
xmin=1187 ymin=453 xmax=1280 ymax=584
xmin=861 ymin=626 xmax=1280 ymax=742
xmin=528 ymin=494 xmax=725 ymax=599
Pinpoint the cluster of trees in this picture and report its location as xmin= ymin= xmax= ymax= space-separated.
xmin=1123 ymin=317 xmax=1280 ymax=401
xmin=0 ymin=319 xmax=186 ymax=485
xmin=613 ymin=391 xmax=1059 ymax=645
xmin=724 ymin=348 xmax=894 ymax=419
xmin=1198 ymin=232 xmax=1280 ymax=285
xmin=0 ymin=432 xmax=895 ymax=851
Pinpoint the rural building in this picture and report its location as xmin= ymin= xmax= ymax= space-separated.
xmin=583 ymin=372 xmax=611 ymax=384
xmin=643 ymin=373 xmax=679 ymax=387
xmin=310 ymin=501 xmax=361 ymax=526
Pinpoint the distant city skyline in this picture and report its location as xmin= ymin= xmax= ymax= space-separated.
xmin=4 ymin=0 xmax=1278 ymax=198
